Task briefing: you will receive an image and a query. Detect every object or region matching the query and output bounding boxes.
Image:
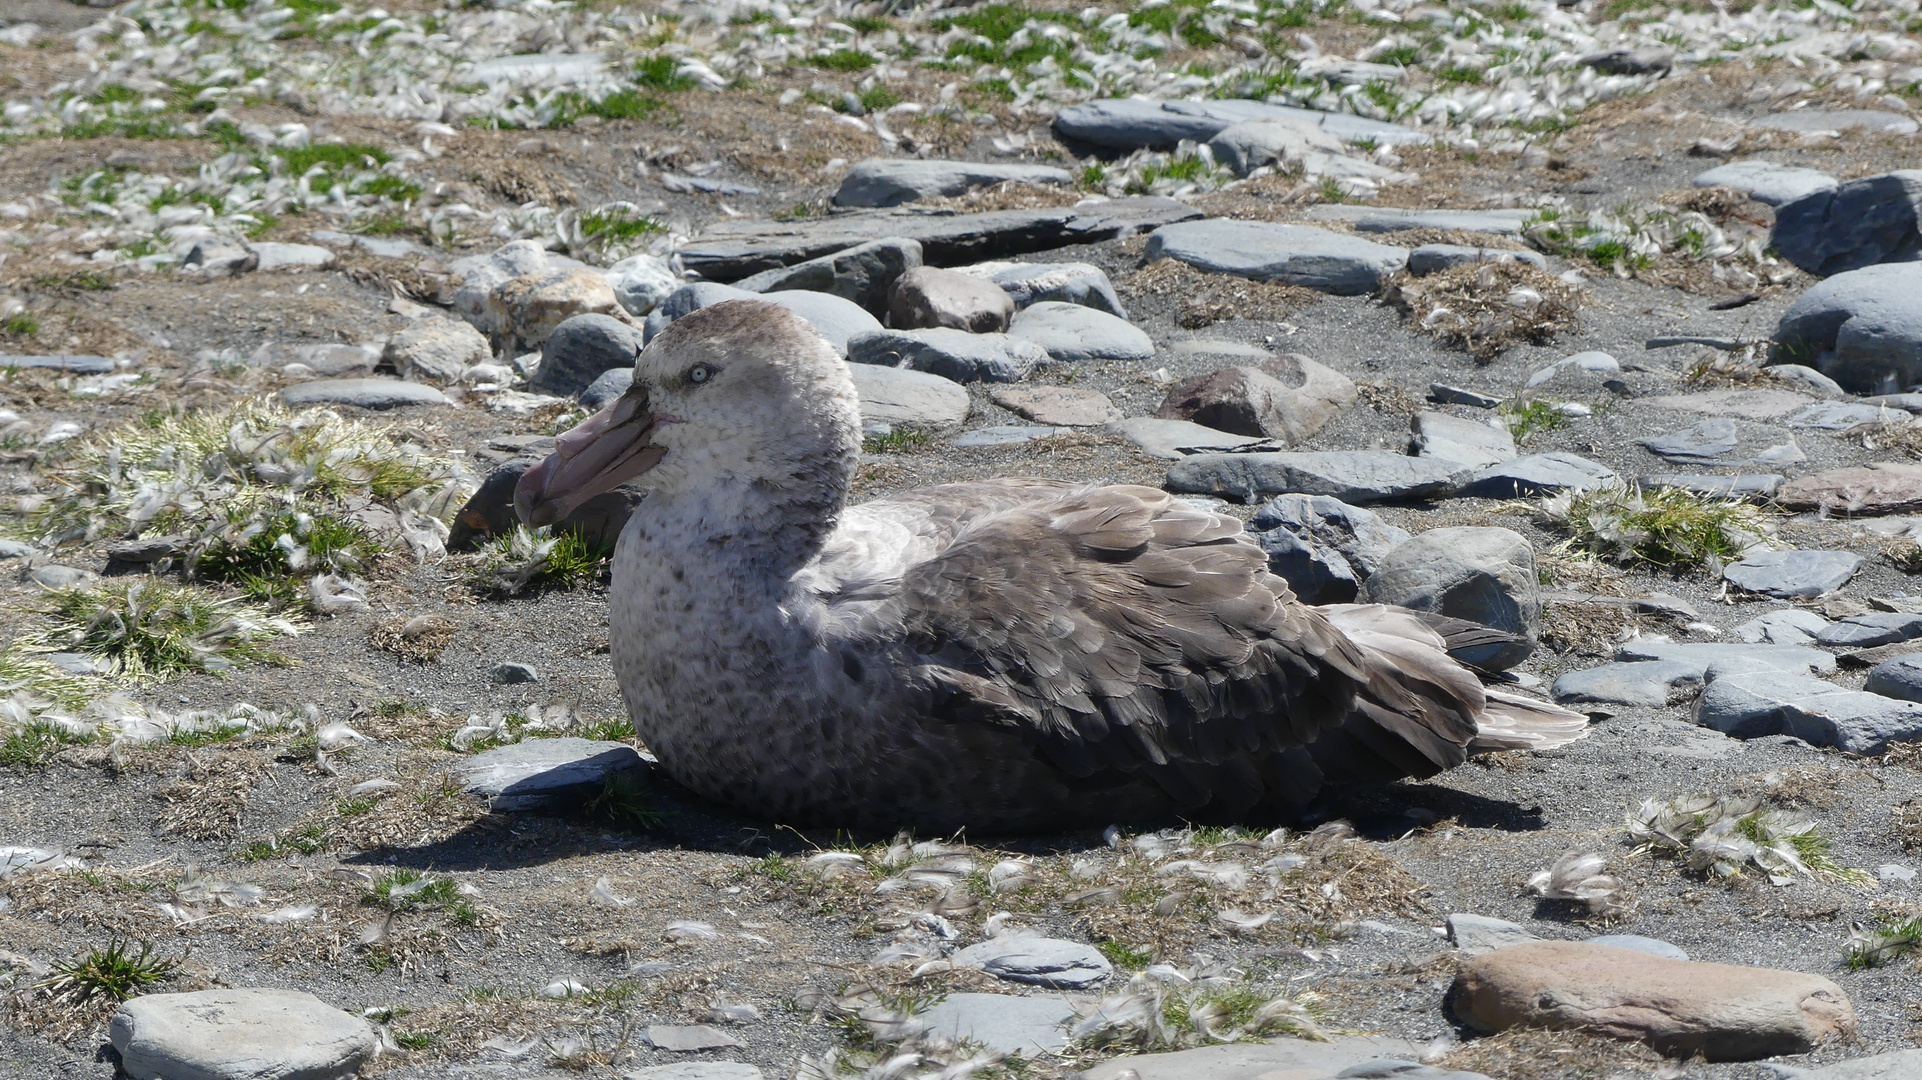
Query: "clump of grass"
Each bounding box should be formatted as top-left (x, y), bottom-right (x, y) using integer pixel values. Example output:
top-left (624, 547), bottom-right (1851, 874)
top-left (862, 429), bottom-right (933, 454)
top-left (1, 312), bottom-right (39, 337)
top-left (584, 772), bottom-right (664, 830)
top-left (1887, 539), bottom-right (1922, 573)
top-left (195, 509), bottom-right (382, 602)
top-left (1500, 399), bottom-right (1569, 443)
top-left (39, 939), bottom-right (182, 1003)
top-left (1847, 911), bottom-right (1922, 969)
top-left (469, 526), bottom-right (607, 596)
top-left (23, 581), bottom-right (302, 680)
top-left (364, 870), bottom-right (479, 925)
top-left (238, 823), bottom-right (329, 862)
top-left (810, 48), bottom-right (877, 70)
top-left (1534, 483), bottom-right (1771, 569)
top-left (1384, 261), bottom-right (1581, 361)
top-left (1627, 793), bottom-right (1872, 887)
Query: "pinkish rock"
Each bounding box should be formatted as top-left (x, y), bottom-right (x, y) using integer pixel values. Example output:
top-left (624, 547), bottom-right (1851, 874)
top-left (991, 385), bottom-right (1122, 427)
top-left (889, 266), bottom-right (1016, 333)
top-left (1777, 462), bottom-right (1922, 516)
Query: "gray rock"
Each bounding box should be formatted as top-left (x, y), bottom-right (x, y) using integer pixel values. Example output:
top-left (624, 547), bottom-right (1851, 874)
top-left (915, 993), bottom-right (1079, 1056)
top-left (280, 378), bottom-right (449, 409)
top-left (489, 661), bottom-right (539, 684)
top-left (1614, 640), bottom-right (1837, 679)
top-left (580, 367), bottom-right (634, 409)
top-left (761, 290), bottom-right (884, 357)
top-left (680, 198), bottom-right (1201, 281)
top-left (110, 988), bottom-right (376, 1080)
top-left (1881, 863), bottom-right (1917, 883)
top-left (990, 384), bottom-right (1121, 426)
top-left (1696, 669), bottom-right (1922, 752)
top-left (531, 314), bottom-right (645, 397)
top-left (1734, 609), bottom-right (1832, 646)
top-left (953, 934), bottom-right (1111, 989)
top-left (1249, 493), bottom-right (1411, 604)
top-left (1007, 301), bottom-right (1153, 362)
top-left (1526, 350), bottom-right (1620, 389)
top-left (252, 342), bottom-right (381, 377)
top-left (1167, 451), bottom-right (1470, 504)
top-left (106, 536), bottom-right (189, 564)
top-left (1206, 116), bottom-right (1344, 176)
top-left (1639, 473), bottom-right (1784, 500)
top-left (1579, 46), bottom-right (1674, 74)
top-left (1551, 661), bottom-right (1704, 707)
top-left (1584, 934), bottom-right (1689, 961)
top-left (1334, 1064), bottom-right (1495, 1080)
top-left (181, 235), bottom-right (258, 276)
top-left (848, 328), bottom-right (1044, 384)
top-left (954, 260), bottom-right (1126, 317)
top-left (602, 253), bottom-right (679, 317)
top-left (28, 565), bottom-right (97, 590)
top-left (1447, 912), bottom-right (1540, 955)
top-left (1145, 220), bottom-right (1407, 295)
top-left (1723, 549), bottom-right (1863, 599)
top-left (733, 238), bottom-right (922, 318)
top-left (1753, 109), bottom-right (1919, 135)
top-left (953, 425), bottom-right (1073, 448)
top-left (450, 737), bottom-right (649, 811)
top-left (834, 159), bottom-right (1073, 207)
top-left (1772, 170), bottom-right (1922, 277)
top-left (645, 282), bottom-right (757, 341)
top-left (1816, 612), bottom-right (1922, 648)
top-left (1303, 205), bottom-right (1533, 236)
top-left (1107, 417), bottom-right (1259, 460)
top-left (1767, 364), bottom-right (1846, 397)
top-left (1360, 527), bottom-right (1538, 668)
top-left (1797, 1050), bottom-right (1922, 1080)
top-left (450, 238), bottom-right (565, 333)
top-left (1693, 160), bottom-right (1839, 207)
top-left (624, 1065), bottom-right (764, 1080)
top-left (888, 266), bottom-right (1015, 333)
top-left (1407, 244), bottom-right (1546, 275)
top-left (1156, 360), bottom-right (1352, 444)
top-left (1428, 384), bottom-right (1502, 409)
top-left (1640, 418), bottom-right (1802, 467)
top-left (250, 241), bottom-right (335, 271)
top-left (1786, 401), bottom-right (1899, 429)
top-left (384, 316), bottom-right (492, 384)
top-left (0, 354), bottom-right (114, 374)
top-left (1458, 453), bottom-right (1619, 499)
top-left (1053, 97), bottom-right (1429, 151)
top-left (44, 652), bottom-right (111, 675)
top-left (848, 364), bottom-right (971, 426)
top-left (0, 539), bottom-right (34, 559)
top-left (1411, 412), bottom-right (1515, 470)
top-left (449, 452), bottom-right (641, 554)
top-left (1867, 392), bottom-right (1922, 411)
top-left (646, 1025), bottom-right (746, 1052)
top-left (1865, 655), bottom-right (1922, 703)
top-left (1774, 263), bottom-right (1922, 394)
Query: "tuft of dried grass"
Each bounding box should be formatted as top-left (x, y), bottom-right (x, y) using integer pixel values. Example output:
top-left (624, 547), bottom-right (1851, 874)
top-left (368, 615), bottom-right (457, 663)
top-left (1119, 259), bottom-right (1320, 329)
top-left (1384, 262), bottom-right (1581, 360)
top-left (1352, 379), bottom-right (1421, 419)
top-left (1442, 1026), bottom-right (1674, 1080)
top-left (1858, 419), bottom-right (1922, 461)
top-left (154, 749), bottom-right (271, 840)
top-left (1537, 601), bottom-right (1630, 658)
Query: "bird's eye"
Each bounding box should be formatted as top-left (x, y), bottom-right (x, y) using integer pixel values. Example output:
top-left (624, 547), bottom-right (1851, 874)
top-left (688, 364), bottom-right (716, 385)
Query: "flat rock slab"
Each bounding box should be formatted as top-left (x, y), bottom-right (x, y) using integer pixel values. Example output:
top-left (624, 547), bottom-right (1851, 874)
top-left (280, 378), bottom-right (450, 409)
top-left (1412, 411), bottom-right (1515, 470)
top-left (1778, 461), bottom-right (1922, 515)
top-left (1696, 669), bottom-right (1922, 753)
top-left (914, 993), bottom-right (1080, 1056)
top-left (1693, 160), bottom-right (1839, 206)
top-left (1735, 608), bottom-right (1831, 646)
top-left (848, 328), bottom-right (1045, 384)
top-left (1585, 934), bottom-right (1688, 960)
top-left (1447, 912), bottom-right (1540, 955)
top-left (954, 260), bottom-right (1126, 317)
top-left (1772, 170), bottom-right (1922, 278)
top-left (251, 241), bottom-right (336, 270)
top-left (991, 385), bottom-right (1121, 426)
top-left (954, 425), bottom-right (1073, 448)
top-left (835, 158), bottom-right (1073, 207)
top-left (1785, 401), bottom-right (1898, 429)
top-left (1640, 418), bottom-right (1802, 467)
top-left (849, 364), bottom-right (971, 426)
top-left (1007, 301), bottom-right (1154, 362)
top-left (680, 198), bottom-right (1201, 281)
top-left (1452, 940), bottom-right (1855, 1060)
top-left (645, 1025), bottom-right (746, 1052)
top-left (624, 1065), bottom-right (765, 1080)
top-left (0, 354), bottom-right (115, 374)
top-left (1408, 244), bottom-right (1545, 275)
top-left (1167, 451), bottom-right (1468, 504)
top-left (1613, 640), bottom-right (1837, 678)
top-left (954, 935), bottom-right (1111, 989)
top-left (1108, 417), bottom-right (1260, 460)
top-left (451, 737), bottom-right (648, 811)
top-left (1551, 661), bottom-right (1704, 708)
top-left (1641, 389), bottom-right (1812, 420)
top-left (1305, 204), bottom-right (1534, 236)
top-left (1053, 97), bottom-right (1429, 151)
top-left (1723, 549), bottom-right (1863, 598)
top-left (1799, 1049), bottom-right (1922, 1079)
top-left (1753, 109), bottom-right (1919, 135)
top-left (1640, 473), bottom-right (1784, 500)
top-left (1865, 654), bottom-right (1922, 702)
top-left (111, 988), bottom-right (377, 1080)
top-left (1457, 453), bottom-right (1618, 498)
top-left (1145, 219), bottom-right (1407, 295)
top-left (1077, 1036), bottom-right (1430, 1080)
top-left (1816, 611), bottom-right (1922, 648)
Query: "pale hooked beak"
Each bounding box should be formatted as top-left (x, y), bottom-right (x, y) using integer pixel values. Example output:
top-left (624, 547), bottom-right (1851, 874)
top-left (514, 386), bottom-right (666, 527)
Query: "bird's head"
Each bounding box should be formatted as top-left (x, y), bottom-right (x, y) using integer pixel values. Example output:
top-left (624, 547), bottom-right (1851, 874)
top-left (514, 300), bottom-right (860, 527)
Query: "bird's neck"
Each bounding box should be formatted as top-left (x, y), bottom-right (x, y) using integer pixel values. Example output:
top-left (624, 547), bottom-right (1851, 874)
top-left (627, 449), bottom-right (856, 584)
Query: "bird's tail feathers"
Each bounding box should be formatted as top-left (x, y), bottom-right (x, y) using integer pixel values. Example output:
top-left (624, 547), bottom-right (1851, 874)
top-left (1471, 688), bottom-right (1590, 754)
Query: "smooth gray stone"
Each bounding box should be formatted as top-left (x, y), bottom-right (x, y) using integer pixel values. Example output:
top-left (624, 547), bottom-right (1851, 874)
top-left (1579, 46), bottom-right (1674, 73)
top-left (1006, 301), bottom-right (1153, 362)
top-left (761, 290), bottom-right (883, 358)
top-left (1167, 451), bottom-right (1470, 504)
top-left (279, 378), bottom-right (449, 408)
top-left (1638, 473), bottom-right (1784, 500)
top-left (1412, 412), bottom-right (1515, 470)
top-left (353, 235), bottom-right (422, 259)
top-left (1774, 262), bottom-right (1922, 394)
top-left (1724, 549), bottom-right (1863, 599)
top-left (1145, 219), bottom-right (1407, 295)
top-left (531, 314), bottom-right (644, 397)
top-left (1640, 418), bottom-right (1802, 467)
top-left (889, 265), bottom-right (1014, 333)
top-left (733, 238), bottom-right (922, 318)
top-left (469, 52), bottom-right (606, 84)
top-left (250, 241), bottom-right (335, 270)
top-left (645, 1025), bottom-right (746, 1052)
top-left (1081, 1039), bottom-right (1431, 1080)
top-left (915, 993), bottom-right (1079, 1056)
top-left (1767, 364), bottom-right (1846, 397)
top-left (1207, 115), bottom-right (1343, 176)
top-left (1734, 608), bottom-right (1831, 646)
top-left (1785, 400), bottom-right (1900, 429)
top-left (648, 282), bottom-right (757, 336)
top-left (28, 565), bottom-right (98, 590)
top-left (580, 367), bottom-right (633, 409)
top-left (450, 737), bottom-right (648, 811)
top-left (848, 328), bottom-right (1045, 384)
top-left (182, 235), bottom-right (258, 275)
top-left (107, 536), bottom-right (189, 564)
top-left (1797, 1050), bottom-right (1922, 1079)
top-left (1249, 493), bottom-right (1410, 604)
top-left (1458, 453), bottom-right (1619, 499)
top-left (959, 260), bottom-right (1126, 317)
top-left (834, 159), bottom-right (1073, 207)
top-left (1360, 527), bottom-right (1538, 668)
top-left (624, 1065), bottom-right (764, 1080)
top-left (489, 661), bottom-right (539, 684)
top-left (1446, 912), bottom-right (1539, 955)
top-left (1693, 160), bottom-right (1839, 207)
top-left (1753, 109), bottom-right (1919, 135)
top-left (848, 364), bottom-right (971, 426)
top-left (1407, 244), bottom-right (1545, 275)
top-left (1816, 612), bottom-right (1922, 648)
top-left (1697, 669), bottom-right (1922, 752)
top-left (680, 198), bottom-right (1202, 281)
top-left (1107, 417), bottom-right (1260, 460)
top-left (1866, 392), bottom-right (1922, 411)
top-left (952, 935), bottom-right (1111, 989)
top-left (1526, 350), bottom-right (1620, 388)
top-left (111, 988), bottom-right (376, 1080)
top-left (1585, 934), bottom-right (1689, 960)
top-left (1613, 640), bottom-right (1837, 678)
top-left (1303, 205), bottom-right (1533, 236)
top-left (0, 539), bottom-right (33, 559)
top-left (1551, 661), bottom-right (1704, 707)
top-left (1052, 97), bottom-right (1430, 151)
top-left (953, 424), bottom-right (1072, 448)
top-left (0, 354), bottom-right (114, 373)
top-left (252, 341), bottom-right (380, 376)
top-left (1428, 384), bottom-right (1501, 409)
top-left (1865, 655), bottom-right (1922, 703)
top-left (1772, 169), bottom-right (1922, 277)
top-left (44, 652), bottom-right (111, 675)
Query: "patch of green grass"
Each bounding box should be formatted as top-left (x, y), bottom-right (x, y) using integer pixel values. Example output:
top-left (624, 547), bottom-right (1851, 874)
top-left (470, 526), bottom-right (608, 595)
top-left (197, 509), bottom-right (382, 591)
top-left (1098, 939), bottom-right (1152, 970)
top-left (40, 939), bottom-right (181, 1003)
top-left (579, 206), bottom-right (663, 243)
top-left (336, 796), bottom-right (380, 817)
top-left (0, 724), bottom-right (93, 767)
top-left (810, 49), bottom-right (878, 71)
top-left (633, 55), bottom-right (694, 91)
top-left (392, 1029), bottom-right (437, 1050)
top-left (860, 84), bottom-right (901, 111)
top-left (845, 14), bottom-right (894, 32)
top-left (554, 88), bottom-right (669, 125)
top-left (1078, 162), bottom-right (1108, 190)
top-left (1541, 484), bottom-right (1770, 569)
top-left (1848, 914), bottom-right (1922, 969)
top-left (574, 715), bottom-right (633, 742)
top-left (1500, 399), bottom-right (1568, 443)
top-left (862, 429), bottom-right (933, 454)
top-left (584, 772), bottom-right (664, 830)
top-left (749, 855), bottom-right (795, 882)
top-left (25, 580), bottom-right (301, 680)
top-left (355, 174), bottom-right (422, 202)
top-left (280, 141), bottom-right (391, 176)
top-left (238, 824), bottom-right (329, 861)
top-left (1, 313), bottom-right (38, 337)
top-left (1373, 45), bottom-right (1421, 66)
